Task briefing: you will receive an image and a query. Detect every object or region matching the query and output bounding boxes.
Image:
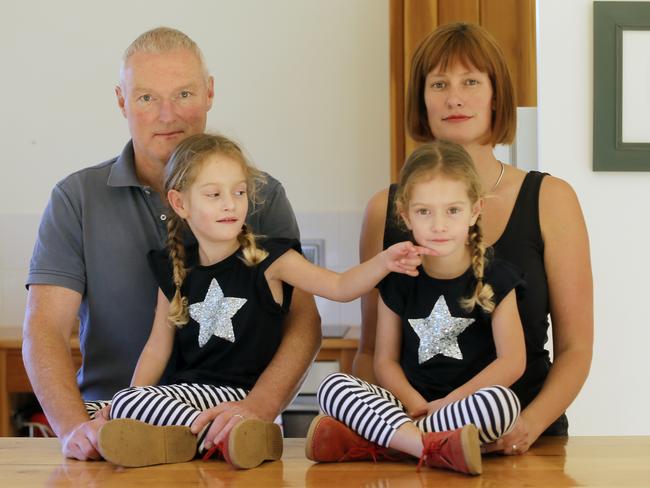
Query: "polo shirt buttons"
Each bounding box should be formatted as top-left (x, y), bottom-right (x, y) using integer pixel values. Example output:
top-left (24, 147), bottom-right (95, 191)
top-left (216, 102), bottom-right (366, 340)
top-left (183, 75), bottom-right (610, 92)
top-left (160, 214), bottom-right (167, 221)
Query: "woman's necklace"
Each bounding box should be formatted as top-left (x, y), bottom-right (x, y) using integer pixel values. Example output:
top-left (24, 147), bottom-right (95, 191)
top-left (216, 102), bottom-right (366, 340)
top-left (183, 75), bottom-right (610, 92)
top-left (490, 160), bottom-right (505, 192)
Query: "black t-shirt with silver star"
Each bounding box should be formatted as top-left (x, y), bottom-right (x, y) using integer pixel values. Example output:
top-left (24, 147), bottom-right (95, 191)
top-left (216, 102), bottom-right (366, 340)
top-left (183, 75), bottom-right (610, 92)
top-left (378, 258), bottom-right (525, 402)
top-left (148, 237), bottom-right (301, 391)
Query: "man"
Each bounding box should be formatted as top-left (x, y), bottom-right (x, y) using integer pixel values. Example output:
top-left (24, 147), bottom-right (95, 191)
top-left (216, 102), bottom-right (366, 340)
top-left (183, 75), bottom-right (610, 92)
top-left (23, 27), bottom-right (321, 461)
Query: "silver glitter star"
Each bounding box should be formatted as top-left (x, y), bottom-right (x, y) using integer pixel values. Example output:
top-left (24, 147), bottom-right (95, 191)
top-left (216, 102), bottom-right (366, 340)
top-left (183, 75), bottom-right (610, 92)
top-left (189, 278), bottom-right (247, 347)
top-left (408, 295), bottom-right (475, 363)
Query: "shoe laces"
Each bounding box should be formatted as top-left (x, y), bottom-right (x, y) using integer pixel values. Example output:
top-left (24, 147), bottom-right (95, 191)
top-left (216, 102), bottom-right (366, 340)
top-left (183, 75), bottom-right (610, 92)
top-left (202, 442), bottom-right (225, 461)
top-left (417, 436), bottom-right (452, 472)
top-left (339, 444), bottom-right (401, 463)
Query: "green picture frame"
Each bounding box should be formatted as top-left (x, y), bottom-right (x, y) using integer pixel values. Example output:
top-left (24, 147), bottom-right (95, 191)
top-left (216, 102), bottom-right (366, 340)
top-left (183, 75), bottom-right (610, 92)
top-left (594, 1), bottom-right (650, 171)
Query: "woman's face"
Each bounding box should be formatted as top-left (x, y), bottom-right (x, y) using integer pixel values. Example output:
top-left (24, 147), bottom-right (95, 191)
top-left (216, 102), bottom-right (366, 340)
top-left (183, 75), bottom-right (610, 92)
top-left (423, 61), bottom-right (494, 146)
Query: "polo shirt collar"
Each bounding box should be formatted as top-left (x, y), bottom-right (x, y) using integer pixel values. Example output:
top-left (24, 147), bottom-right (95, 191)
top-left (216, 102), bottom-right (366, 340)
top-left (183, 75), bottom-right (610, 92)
top-left (107, 140), bottom-right (142, 188)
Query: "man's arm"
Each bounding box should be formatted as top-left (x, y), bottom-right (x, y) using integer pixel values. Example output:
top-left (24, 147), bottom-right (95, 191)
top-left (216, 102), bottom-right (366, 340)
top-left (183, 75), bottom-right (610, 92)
top-left (244, 288), bottom-right (321, 416)
top-left (22, 285), bottom-right (106, 460)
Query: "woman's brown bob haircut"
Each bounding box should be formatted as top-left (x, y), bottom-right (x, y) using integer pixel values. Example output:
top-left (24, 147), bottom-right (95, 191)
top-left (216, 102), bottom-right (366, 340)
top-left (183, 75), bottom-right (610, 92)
top-left (406, 22), bottom-right (516, 146)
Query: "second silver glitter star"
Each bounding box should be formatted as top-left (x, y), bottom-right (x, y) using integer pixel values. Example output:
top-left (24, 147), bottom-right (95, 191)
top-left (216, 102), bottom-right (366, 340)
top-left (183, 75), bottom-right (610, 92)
top-left (189, 278), bottom-right (247, 347)
top-left (408, 295), bottom-right (475, 363)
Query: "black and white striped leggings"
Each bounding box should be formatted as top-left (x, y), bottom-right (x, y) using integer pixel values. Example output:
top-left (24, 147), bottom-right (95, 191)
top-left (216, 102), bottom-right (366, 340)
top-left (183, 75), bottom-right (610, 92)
top-left (317, 373), bottom-right (520, 447)
top-left (85, 383), bottom-right (248, 428)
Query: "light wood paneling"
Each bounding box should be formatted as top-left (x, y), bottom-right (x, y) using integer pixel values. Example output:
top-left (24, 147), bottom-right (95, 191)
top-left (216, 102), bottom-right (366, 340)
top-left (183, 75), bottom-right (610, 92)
top-left (390, 0), bottom-right (405, 181)
top-left (403, 0), bottom-right (438, 63)
top-left (399, 0), bottom-right (439, 178)
top-left (481, 0), bottom-right (537, 106)
top-left (438, 0), bottom-right (479, 25)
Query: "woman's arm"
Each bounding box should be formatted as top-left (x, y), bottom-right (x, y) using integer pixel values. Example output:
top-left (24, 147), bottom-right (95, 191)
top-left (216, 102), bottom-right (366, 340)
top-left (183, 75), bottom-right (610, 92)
top-left (354, 188), bottom-right (390, 383)
top-left (265, 242), bottom-right (431, 303)
top-left (374, 297), bottom-right (428, 416)
top-left (130, 289), bottom-right (176, 387)
top-left (484, 176), bottom-right (593, 455)
top-left (428, 290), bottom-right (526, 412)
top-left (526, 177), bottom-right (593, 436)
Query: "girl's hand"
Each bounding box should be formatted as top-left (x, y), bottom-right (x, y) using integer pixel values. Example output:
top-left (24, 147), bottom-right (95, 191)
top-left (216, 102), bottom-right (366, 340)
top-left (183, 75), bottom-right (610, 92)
top-left (408, 403), bottom-right (430, 420)
top-left (424, 397), bottom-right (453, 416)
top-left (408, 397), bottom-right (450, 419)
top-left (383, 241), bottom-right (437, 276)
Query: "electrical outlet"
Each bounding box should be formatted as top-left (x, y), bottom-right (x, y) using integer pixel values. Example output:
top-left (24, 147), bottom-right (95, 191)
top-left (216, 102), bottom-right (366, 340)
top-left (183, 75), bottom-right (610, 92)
top-left (300, 239), bottom-right (325, 267)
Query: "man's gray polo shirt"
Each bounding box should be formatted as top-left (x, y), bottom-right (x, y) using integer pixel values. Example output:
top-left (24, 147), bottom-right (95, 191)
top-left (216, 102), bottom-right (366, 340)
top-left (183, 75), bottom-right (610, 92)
top-left (27, 141), bottom-right (300, 400)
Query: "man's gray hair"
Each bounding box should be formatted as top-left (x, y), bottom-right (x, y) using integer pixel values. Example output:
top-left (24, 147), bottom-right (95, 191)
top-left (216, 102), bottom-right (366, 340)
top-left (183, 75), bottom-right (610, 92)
top-left (119, 27), bottom-right (210, 86)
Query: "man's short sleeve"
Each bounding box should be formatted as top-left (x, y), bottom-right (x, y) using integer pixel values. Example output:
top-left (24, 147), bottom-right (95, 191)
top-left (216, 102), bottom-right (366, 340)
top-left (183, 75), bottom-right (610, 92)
top-left (26, 183), bottom-right (86, 294)
top-left (247, 174), bottom-right (300, 240)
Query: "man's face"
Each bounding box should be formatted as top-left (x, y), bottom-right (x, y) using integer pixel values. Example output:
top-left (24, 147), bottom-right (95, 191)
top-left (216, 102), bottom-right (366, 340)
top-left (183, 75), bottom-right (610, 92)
top-left (116, 49), bottom-right (214, 169)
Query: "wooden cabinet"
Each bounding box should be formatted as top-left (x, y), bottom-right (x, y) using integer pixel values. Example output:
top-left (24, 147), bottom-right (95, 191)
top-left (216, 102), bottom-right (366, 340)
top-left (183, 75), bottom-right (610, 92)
top-left (390, 0), bottom-right (537, 178)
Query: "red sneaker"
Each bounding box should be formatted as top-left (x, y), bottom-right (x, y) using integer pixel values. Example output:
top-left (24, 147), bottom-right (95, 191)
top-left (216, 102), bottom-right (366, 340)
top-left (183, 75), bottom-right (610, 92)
top-left (305, 414), bottom-right (405, 462)
top-left (203, 419), bottom-right (283, 470)
top-left (418, 424), bottom-right (482, 475)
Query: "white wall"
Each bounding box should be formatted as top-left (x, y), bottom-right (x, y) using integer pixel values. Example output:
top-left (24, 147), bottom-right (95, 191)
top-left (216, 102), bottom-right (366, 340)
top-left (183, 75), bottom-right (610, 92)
top-left (538, 0), bottom-right (650, 435)
top-left (0, 0), bottom-right (389, 326)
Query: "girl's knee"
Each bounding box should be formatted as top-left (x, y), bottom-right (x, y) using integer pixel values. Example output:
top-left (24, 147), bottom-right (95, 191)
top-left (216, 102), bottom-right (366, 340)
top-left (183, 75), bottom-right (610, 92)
top-left (111, 385), bottom-right (144, 409)
top-left (477, 385), bottom-right (520, 408)
top-left (317, 372), bottom-right (357, 394)
top-left (316, 373), bottom-right (363, 410)
top-left (490, 385), bottom-right (521, 414)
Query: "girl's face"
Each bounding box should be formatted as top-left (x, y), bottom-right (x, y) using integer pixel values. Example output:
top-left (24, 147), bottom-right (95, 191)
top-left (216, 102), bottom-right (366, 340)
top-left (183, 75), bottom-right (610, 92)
top-left (423, 61), bottom-right (493, 146)
top-left (169, 154), bottom-right (248, 249)
top-left (401, 175), bottom-right (481, 260)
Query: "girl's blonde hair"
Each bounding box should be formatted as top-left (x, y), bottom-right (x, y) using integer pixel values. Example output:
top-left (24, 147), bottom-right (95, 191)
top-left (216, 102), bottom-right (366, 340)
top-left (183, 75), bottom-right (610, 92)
top-left (164, 133), bottom-right (268, 327)
top-left (395, 140), bottom-right (495, 313)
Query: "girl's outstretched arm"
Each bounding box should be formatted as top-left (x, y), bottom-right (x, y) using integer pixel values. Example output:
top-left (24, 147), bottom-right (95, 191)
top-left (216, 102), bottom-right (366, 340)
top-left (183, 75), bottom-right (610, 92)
top-left (130, 288), bottom-right (176, 387)
top-left (265, 241), bottom-right (434, 303)
top-left (374, 297), bottom-right (428, 416)
top-left (416, 290), bottom-right (526, 417)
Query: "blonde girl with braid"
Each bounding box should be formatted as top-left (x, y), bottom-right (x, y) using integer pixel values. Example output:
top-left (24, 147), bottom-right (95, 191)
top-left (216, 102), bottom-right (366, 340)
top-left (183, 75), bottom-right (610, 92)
top-left (306, 140), bottom-right (526, 476)
top-left (97, 133), bottom-right (434, 470)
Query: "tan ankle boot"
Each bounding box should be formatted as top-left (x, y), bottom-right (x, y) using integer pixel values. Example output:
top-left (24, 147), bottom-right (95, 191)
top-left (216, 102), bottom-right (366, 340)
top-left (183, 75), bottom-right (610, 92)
top-left (98, 418), bottom-right (196, 467)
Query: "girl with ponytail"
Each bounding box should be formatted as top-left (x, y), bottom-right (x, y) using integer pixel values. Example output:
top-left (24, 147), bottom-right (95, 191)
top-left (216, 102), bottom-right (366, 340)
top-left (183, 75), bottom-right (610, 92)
top-left (97, 133), bottom-right (432, 470)
top-left (306, 140), bottom-right (526, 475)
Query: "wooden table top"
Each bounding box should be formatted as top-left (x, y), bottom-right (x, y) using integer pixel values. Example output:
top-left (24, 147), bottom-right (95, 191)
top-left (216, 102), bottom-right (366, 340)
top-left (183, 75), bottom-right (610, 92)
top-left (1, 436), bottom-right (649, 487)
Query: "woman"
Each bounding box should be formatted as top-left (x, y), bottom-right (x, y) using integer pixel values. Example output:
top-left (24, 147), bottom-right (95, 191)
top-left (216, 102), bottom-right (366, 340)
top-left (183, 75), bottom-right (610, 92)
top-left (352, 22), bottom-right (593, 455)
